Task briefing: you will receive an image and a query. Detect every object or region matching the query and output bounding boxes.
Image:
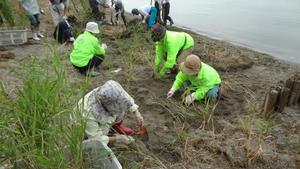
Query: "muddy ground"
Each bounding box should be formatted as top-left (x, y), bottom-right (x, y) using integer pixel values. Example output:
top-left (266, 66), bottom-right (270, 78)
top-left (1, 1), bottom-right (300, 169)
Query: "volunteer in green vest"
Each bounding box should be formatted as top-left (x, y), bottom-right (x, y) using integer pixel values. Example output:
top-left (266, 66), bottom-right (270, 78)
top-left (167, 54), bottom-right (222, 106)
top-left (151, 24), bottom-right (194, 78)
top-left (70, 22), bottom-right (107, 77)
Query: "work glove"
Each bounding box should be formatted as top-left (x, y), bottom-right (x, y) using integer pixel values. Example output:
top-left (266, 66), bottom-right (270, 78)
top-left (167, 88), bottom-right (176, 98)
top-left (102, 43), bottom-right (108, 49)
top-left (116, 135), bottom-right (135, 144)
top-left (134, 111), bottom-right (144, 126)
top-left (185, 93), bottom-right (196, 106)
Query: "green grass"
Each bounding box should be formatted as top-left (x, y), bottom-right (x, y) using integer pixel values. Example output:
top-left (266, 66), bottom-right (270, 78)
top-left (0, 44), bottom-right (90, 168)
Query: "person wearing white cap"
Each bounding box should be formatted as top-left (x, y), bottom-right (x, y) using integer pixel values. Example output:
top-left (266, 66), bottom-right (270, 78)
top-left (167, 54), bottom-right (221, 106)
top-left (70, 22), bottom-right (107, 77)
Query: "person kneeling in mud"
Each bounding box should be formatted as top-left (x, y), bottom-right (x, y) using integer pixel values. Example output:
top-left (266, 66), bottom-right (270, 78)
top-left (167, 55), bottom-right (222, 106)
top-left (70, 22), bottom-right (107, 77)
top-left (151, 24), bottom-right (194, 78)
top-left (77, 80), bottom-right (144, 145)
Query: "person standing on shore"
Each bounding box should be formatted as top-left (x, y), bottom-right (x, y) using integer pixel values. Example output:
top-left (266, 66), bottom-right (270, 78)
top-left (89, 0), bottom-right (109, 23)
top-left (70, 22), bottom-right (107, 77)
top-left (151, 24), bottom-right (194, 77)
top-left (167, 55), bottom-right (222, 106)
top-left (151, 0), bottom-right (163, 23)
top-left (76, 80), bottom-right (144, 145)
top-left (49, 0), bottom-right (70, 26)
top-left (111, 0), bottom-right (127, 26)
top-left (162, 0), bottom-right (174, 26)
top-left (18, 0), bottom-right (44, 41)
top-left (131, 5), bottom-right (157, 28)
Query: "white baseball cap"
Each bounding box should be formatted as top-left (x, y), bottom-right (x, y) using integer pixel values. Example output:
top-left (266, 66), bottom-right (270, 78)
top-left (85, 22), bottom-right (100, 34)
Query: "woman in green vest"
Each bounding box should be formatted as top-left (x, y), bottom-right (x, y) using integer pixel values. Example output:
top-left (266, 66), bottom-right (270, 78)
top-left (70, 22), bottom-right (106, 76)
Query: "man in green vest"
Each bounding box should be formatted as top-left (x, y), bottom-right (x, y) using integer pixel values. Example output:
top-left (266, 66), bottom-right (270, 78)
top-left (152, 24), bottom-right (194, 78)
top-left (167, 54), bottom-right (221, 106)
top-left (70, 22), bottom-right (106, 77)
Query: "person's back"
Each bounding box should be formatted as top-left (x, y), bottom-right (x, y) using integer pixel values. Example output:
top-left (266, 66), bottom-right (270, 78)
top-left (70, 31), bottom-right (99, 67)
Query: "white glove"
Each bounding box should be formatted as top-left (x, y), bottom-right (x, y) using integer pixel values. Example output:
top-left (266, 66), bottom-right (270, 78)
top-left (167, 88), bottom-right (175, 98)
top-left (135, 111), bottom-right (144, 126)
top-left (69, 37), bottom-right (75, 42)
top-left (185, 93), bottom-right (196, 106)
top-left (116, 135), bottom-right (135, 144)
top-left (102, 43), bottom-right (108, 49)
top-left (62, 15), bottom-right (67, 20)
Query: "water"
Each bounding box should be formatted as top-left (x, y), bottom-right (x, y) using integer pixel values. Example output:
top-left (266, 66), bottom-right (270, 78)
top-left (123, 0), bottom-right (300, 64)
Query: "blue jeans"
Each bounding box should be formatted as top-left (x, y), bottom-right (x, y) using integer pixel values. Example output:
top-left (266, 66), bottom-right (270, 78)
top-left (206, 84), bottom-right (221, 101)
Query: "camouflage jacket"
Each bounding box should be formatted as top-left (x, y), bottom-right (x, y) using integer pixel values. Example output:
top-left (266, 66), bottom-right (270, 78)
top-left (78, 80), bottom-right (138, 144)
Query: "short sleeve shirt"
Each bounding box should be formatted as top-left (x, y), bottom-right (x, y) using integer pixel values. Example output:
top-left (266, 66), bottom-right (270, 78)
top-left (19, 0), bottom-right (40, 15)
top-left (139, 5), bottom-right (152, 16)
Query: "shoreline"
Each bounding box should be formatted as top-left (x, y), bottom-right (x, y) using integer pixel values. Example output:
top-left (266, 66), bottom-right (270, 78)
top-left (172, 23), bottom-right (300, 65)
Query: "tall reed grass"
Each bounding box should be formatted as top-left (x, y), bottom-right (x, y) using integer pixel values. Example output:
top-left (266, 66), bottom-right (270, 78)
top-left (0, 46), bottom-right (88, 168)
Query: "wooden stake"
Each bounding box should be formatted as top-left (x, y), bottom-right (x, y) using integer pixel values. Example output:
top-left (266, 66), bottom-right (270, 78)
top-left (277, 87), bottom-right (290, 113)
top-left (262, 89), bottom-right (279, 117)
top-left (288, 80), bottom-right (300, 106)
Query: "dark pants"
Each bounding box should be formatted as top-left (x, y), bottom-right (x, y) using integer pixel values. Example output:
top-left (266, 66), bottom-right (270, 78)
top-left (114, 3), bottom-right (127, 26)
top-left (162, 2), bottom-right (173, 25)
top-left (89, 0), bottom-right (105, 21)
top-left (73, 55), bottom-right (104, 75)
top-left (53, 20), bottom-right (73, 44)
top-left (154, 1), bottom-right (161, 23)
top-left (29, 14), bottom-right (40, 28)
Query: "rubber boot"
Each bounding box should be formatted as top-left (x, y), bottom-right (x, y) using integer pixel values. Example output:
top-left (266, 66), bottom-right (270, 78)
top-left (112, 120), bottom-right (134, 135)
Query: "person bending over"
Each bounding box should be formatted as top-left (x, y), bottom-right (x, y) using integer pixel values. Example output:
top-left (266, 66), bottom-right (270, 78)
top-left (131, 5), bottom-right (157, 28)
top-left (152, 24), bottom-right (194, 77)
top-left (77, 80), bottom-right (144, 145)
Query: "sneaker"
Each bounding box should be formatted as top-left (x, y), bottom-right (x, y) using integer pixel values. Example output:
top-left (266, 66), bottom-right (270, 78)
top-left (86, 70), bottom-right (100, 77)
top-left (112, 120), bottom-right (134, 135)
top-left (32, 33), bottom-right (40, 41)
top-left (37, 33), bottom-right (44, 38)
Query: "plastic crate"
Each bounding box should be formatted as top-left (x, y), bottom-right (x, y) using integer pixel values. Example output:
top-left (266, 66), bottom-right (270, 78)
top-left (0, 27), bottom-right (28, 46)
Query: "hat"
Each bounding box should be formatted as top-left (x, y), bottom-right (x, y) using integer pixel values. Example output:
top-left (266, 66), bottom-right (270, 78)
top-left (180, 55), bottom-right (201, 75)
top-left (151, 24), bottom-right (166, 42)
top-left (85, 22), bottom-right (100, 34)
top-left (131, 8), bottom-right (139, 15)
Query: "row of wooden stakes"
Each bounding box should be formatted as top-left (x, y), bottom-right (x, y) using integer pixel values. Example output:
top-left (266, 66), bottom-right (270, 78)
top-left (262, 75), bottom-right (300, 117)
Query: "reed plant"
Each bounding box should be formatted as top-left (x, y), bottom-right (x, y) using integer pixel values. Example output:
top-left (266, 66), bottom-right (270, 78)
top-left (0, 44), bottom-right (90, 168)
